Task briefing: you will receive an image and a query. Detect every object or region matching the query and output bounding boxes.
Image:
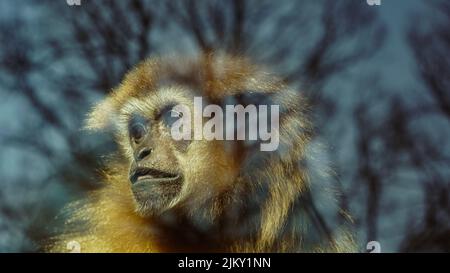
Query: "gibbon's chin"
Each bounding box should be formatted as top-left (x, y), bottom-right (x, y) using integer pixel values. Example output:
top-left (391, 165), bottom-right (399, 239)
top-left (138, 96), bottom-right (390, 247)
top-left (131, 174), bottom-right (183, 216)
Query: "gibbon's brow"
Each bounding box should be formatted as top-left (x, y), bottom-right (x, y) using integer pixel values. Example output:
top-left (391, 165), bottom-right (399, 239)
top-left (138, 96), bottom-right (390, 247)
top-left (156, 102), bottom-right (179, 119)
top-left (128, 113), bottom-right (149, 129)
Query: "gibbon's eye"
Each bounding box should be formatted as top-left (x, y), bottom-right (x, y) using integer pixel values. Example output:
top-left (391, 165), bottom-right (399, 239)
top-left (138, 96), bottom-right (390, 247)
top-left (160, 104), bottom-right (183, 128)
top-left (128, 115), bottom-right (148, 144)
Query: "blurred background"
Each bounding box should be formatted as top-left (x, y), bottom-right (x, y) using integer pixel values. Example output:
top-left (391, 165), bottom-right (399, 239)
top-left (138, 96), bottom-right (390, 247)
top-left (0, 0), bottom-right (449, 252)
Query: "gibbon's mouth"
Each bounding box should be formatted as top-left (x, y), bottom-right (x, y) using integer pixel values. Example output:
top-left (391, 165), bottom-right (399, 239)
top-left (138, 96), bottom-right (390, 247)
top-left (129, 167), bottom-right (183, 215)
top-left (129, 167), bottom-right (181, 185)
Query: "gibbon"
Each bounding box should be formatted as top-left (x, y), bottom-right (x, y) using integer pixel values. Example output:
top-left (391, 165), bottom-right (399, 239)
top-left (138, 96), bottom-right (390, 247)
top-left (47, 53), bottom-right (356, 252)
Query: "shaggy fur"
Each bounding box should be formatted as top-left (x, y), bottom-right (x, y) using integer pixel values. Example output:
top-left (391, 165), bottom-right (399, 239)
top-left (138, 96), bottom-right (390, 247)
top-left (47, 53), bottom-right (355, 252)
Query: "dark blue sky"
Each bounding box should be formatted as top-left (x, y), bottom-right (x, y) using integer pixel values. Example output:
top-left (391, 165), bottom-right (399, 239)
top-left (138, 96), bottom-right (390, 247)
top-left (376, 0), bottom-right (425, 89)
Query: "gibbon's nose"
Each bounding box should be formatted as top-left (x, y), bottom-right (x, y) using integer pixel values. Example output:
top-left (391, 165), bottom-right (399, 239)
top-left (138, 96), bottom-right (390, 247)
top-left (134, 147), bottom-right (152, 162)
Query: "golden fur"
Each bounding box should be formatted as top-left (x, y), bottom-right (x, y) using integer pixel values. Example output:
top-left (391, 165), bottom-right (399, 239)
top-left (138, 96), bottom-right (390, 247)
top-left (47, 53), bottom-right (356, 252)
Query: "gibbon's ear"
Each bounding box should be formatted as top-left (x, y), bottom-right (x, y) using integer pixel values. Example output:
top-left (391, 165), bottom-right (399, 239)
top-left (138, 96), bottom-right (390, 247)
top-left (84, 98), bottom-right (118, 131)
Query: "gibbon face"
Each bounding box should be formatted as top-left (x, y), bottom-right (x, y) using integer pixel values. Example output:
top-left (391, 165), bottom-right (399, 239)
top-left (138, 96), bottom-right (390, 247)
top-left (123, 88), bottom-right (188, 216)
top-left (115, 87), bottom-right (238, 218)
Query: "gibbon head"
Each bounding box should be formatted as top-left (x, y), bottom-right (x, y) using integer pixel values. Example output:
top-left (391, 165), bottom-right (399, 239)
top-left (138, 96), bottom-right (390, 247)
top-left (84, 54), bottom-right (310, 231)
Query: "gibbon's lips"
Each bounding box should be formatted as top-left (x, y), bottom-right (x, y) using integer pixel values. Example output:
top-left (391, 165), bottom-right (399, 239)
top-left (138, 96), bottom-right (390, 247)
top-left (129, 167), bottom-right (180, 184)
top-left (129, 167), bottom-right (183, 214)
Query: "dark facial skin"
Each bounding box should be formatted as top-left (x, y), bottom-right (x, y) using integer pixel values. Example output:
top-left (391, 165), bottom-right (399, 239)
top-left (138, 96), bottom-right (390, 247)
top-left (127, 111), bottom-right (184, 216)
